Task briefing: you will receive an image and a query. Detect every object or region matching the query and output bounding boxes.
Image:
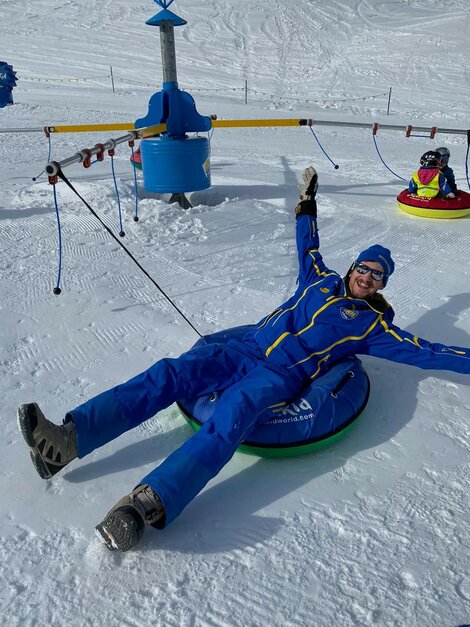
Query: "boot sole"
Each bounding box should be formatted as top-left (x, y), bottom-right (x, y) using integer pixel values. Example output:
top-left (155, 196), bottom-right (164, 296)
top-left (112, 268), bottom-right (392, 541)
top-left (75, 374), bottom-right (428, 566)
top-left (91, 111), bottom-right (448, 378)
top-left (17, 405), bottom-right (37, 449)
top-left (29, 450), bottom-right (53, 480)
top-left (95, 508), bottom-right (145, 552)
top-left (95, 523), bottom-right (119, 551)
top-left (17, 405), bottom-right (63, 480)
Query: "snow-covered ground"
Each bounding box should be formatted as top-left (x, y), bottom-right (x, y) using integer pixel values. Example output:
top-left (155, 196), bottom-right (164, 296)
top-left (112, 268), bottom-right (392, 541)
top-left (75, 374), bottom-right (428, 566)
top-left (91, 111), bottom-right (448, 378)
top-left (1, 1), bottom-right (469, 625)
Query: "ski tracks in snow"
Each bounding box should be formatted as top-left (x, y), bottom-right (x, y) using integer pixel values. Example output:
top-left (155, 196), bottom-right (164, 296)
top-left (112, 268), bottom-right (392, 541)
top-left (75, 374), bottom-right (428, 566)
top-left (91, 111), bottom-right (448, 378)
top-left (1, 1), bottom-right (469, 625)
top-left (1, 462), bottom-right (468, 626)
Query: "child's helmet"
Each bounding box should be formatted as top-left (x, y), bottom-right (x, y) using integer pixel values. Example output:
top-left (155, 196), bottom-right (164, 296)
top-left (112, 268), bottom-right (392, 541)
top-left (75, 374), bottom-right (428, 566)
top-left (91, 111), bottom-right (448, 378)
top-left (420, 151), bottom-right (442, 167)
top-left (436, 146), bottom-right (450, 164)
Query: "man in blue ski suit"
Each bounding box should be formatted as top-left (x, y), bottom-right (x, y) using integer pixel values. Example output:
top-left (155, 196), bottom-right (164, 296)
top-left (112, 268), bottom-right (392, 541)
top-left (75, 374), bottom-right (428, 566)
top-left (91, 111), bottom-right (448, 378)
top-left (18, 167), bottom-right (470, 552)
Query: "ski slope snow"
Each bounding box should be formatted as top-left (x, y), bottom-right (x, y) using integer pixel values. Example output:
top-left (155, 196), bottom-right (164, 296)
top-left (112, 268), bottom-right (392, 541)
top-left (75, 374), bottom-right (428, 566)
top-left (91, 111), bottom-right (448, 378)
top-left (0, 1), bottom-right (469, 625)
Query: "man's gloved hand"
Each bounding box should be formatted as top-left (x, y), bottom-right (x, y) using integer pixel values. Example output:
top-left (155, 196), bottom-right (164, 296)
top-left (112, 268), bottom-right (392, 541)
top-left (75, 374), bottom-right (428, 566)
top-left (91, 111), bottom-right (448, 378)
top-left (298, 166), bottom-right (318, 201)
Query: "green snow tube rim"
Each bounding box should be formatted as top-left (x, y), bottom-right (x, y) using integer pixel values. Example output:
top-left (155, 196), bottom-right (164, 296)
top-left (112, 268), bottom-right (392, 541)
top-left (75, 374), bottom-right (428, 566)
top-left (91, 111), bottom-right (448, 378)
top-left (177, 381), bottom-right (369, 458)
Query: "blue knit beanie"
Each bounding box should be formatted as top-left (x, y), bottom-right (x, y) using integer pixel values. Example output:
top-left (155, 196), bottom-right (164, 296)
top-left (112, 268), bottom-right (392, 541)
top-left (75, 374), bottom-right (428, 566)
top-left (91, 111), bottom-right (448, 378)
top-left (356, 245), bottom-right (395, 286)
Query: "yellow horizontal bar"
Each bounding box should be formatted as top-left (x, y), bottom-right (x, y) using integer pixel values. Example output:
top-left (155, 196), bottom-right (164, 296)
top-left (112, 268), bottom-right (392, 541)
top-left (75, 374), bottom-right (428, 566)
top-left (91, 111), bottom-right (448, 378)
top-left (48, 122), bottom-right (167, 135)
top-left (212, 118), bottom-right (305, 128)
top-left (139, 123), bottom-right (167, 137)
top-left (49, 123), bottom-right (134, 133)
top-left (47, 118), bottom-right (306, 134)
top-left (43, 118), bottom-right (468, 136)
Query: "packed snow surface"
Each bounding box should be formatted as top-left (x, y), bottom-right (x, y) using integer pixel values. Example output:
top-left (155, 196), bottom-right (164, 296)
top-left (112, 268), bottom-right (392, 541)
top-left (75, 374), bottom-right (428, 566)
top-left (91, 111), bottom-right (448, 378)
top-left (1, 1), bottom-right (469, 625)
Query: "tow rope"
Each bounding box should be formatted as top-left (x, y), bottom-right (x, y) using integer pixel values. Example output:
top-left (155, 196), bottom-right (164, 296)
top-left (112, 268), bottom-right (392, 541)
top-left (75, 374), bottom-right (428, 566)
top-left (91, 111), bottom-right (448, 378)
top-left (52, 167), bottom-right (203, 338)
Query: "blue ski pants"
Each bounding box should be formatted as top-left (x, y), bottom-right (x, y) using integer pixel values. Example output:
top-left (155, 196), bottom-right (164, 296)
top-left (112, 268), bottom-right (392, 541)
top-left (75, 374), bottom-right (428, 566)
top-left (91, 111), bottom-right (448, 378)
top-left (67, 339), bottom-right (302, 525)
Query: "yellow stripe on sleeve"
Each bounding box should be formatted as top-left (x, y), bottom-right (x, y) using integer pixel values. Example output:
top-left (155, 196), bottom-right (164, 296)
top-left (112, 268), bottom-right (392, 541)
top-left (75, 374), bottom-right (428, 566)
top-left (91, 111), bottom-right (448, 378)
top-left (380, 319), bottom-right (403, 341)
top-left (308, 250), bottom-right (329, 277)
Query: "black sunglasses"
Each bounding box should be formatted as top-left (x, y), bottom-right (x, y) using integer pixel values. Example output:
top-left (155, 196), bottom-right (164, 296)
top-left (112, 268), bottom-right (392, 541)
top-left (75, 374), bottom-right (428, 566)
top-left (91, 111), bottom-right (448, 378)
top-left (354, 262), bottom-right (386, 282)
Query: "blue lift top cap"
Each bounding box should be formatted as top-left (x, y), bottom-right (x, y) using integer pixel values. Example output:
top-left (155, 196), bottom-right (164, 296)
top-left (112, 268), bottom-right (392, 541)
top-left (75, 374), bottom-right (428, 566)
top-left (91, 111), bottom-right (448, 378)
top-left (146, 9), bottom-right (187, 26)
top-left (153, 0), bottom-right (175, 8)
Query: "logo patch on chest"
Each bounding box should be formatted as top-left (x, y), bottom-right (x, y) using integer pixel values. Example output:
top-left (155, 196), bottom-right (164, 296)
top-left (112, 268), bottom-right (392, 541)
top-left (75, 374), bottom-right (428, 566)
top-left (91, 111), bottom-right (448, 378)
top-left (340, 307), bottom-right (359, 320)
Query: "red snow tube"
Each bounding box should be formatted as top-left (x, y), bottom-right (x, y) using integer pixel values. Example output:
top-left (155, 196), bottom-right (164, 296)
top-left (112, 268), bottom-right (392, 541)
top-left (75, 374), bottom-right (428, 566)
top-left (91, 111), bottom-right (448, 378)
top-left (397, 189), bottom-right (470, 219)
top-left (130, 145), bottom-right (142, 170)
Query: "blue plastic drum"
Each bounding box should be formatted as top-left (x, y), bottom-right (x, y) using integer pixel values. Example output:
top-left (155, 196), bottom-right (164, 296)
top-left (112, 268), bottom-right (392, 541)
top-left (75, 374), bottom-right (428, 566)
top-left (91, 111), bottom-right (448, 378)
top-left (141, 135), bottom-right (210, 193)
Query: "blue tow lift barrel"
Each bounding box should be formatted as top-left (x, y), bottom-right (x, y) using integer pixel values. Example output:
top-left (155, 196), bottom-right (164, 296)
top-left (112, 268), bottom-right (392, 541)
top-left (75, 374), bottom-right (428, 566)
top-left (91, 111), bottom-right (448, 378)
top-left (141, 135), bottom-right (210, 193)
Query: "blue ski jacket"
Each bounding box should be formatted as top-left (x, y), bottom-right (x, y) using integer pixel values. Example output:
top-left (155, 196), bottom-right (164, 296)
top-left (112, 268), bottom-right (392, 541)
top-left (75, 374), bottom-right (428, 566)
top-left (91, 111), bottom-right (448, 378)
top-left (244, 203), bottom-right (470, 379)
top-left (440, 164), bottom-right (457, 193)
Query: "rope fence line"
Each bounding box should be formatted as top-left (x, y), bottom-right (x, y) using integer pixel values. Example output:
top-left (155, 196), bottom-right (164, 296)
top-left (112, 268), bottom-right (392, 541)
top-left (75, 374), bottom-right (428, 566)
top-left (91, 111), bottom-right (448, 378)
top-left (21, 75), bottom-right (111, 83)
top-left (247, 88), bottom-right (389, 104)
top-left (18, 71), bottom-right (391, 105)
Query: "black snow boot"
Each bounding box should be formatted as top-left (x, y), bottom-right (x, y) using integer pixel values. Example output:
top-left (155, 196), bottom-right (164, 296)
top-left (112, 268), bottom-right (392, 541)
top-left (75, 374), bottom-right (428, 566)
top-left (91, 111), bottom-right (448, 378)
top-left (95, 484), bottom-right (165, 552)
top-left (18, 403), bottom-right (78, 479)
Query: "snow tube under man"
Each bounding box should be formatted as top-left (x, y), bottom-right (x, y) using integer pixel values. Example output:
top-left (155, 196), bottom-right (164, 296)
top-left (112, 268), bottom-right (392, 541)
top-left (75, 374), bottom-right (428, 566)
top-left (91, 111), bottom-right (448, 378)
top-left (177, 325), bottom-right (370, 457)
top-left (397, 189), bottom-right (470, 219)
